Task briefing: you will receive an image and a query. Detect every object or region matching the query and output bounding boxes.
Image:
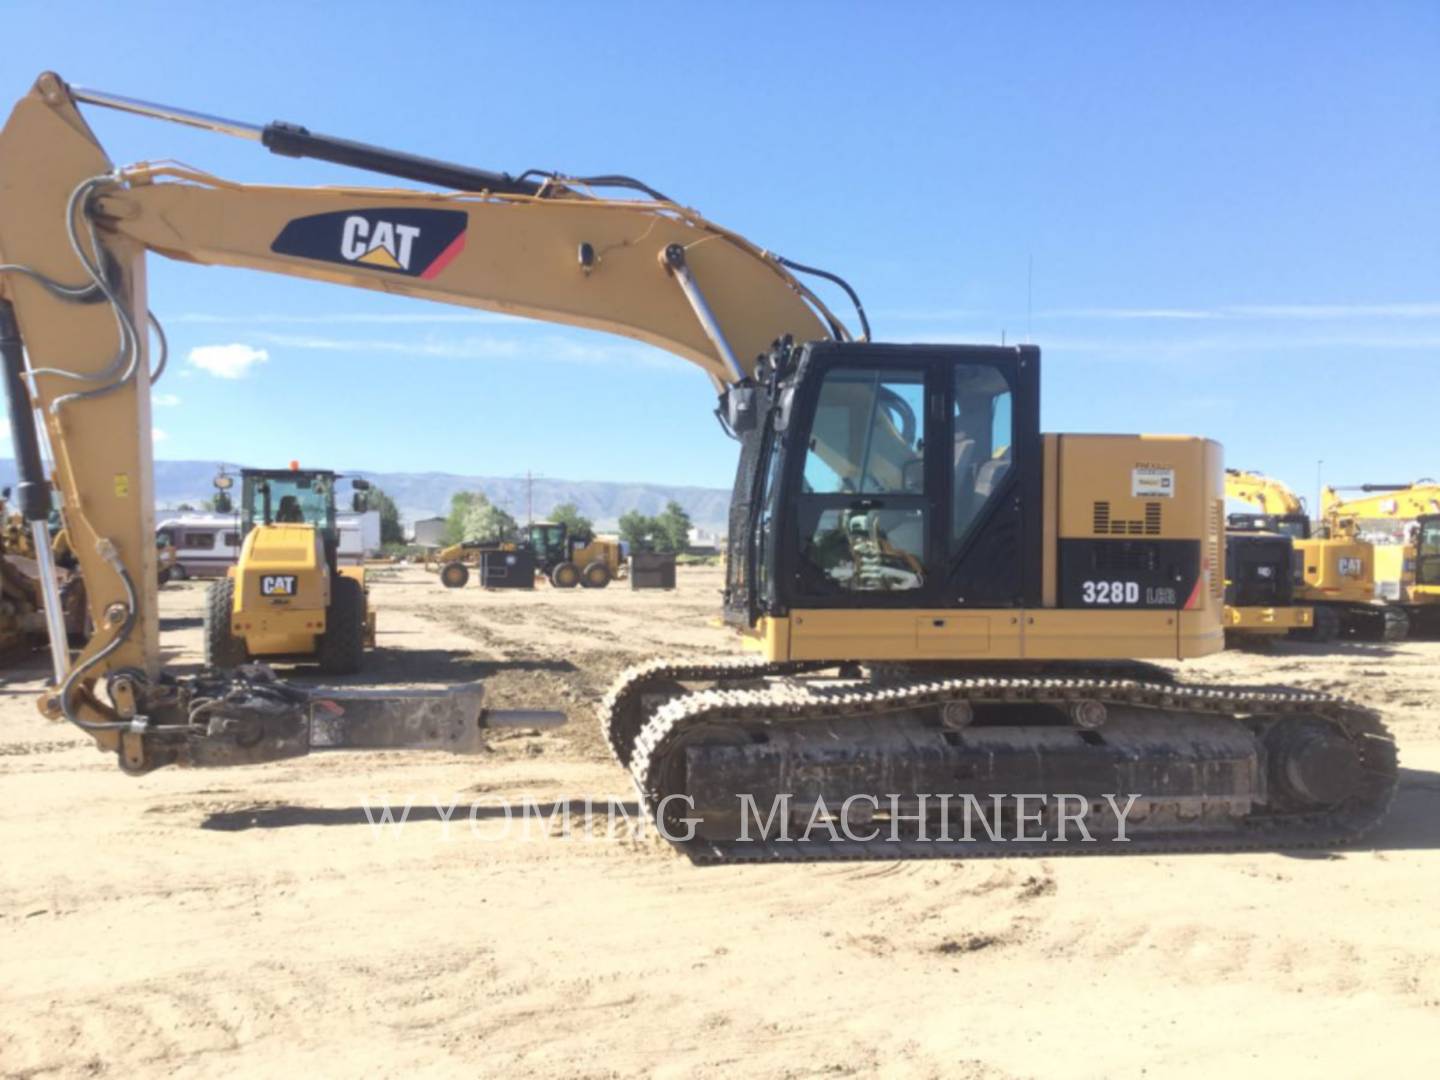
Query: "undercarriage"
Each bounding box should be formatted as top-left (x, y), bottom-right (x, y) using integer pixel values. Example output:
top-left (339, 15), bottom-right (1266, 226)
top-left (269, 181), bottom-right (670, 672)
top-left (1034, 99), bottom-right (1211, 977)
top-left (600, 658), bottom-right (1398, 863)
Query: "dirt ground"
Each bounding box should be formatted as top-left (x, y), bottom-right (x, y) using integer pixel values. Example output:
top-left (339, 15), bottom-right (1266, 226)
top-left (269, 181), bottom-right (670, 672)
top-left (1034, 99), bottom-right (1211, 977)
top-left (2, 565), bottom-right (1438, 1078)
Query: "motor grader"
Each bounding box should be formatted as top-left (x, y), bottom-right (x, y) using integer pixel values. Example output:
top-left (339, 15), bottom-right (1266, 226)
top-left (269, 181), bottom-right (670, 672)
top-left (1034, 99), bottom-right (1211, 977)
top-left (434, 520), bottom-right (623, 589)
top-left (0, 72), bottom-right (1396, 858)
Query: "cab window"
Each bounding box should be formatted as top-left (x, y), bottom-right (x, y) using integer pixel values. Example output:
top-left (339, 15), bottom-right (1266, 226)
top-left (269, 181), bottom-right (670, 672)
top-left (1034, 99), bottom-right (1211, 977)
top-left (799, 367), bottom-right (927, 593)
top-left (950, 364), bottom-right (1013, 553)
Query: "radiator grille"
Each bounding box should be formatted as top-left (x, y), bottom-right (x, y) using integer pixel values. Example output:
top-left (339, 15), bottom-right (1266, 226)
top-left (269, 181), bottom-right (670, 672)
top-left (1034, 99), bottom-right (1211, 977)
top-left (1090, 541), bottom-right (1162, 573)
top-left (1092, 501), bottom-right (1162, 536)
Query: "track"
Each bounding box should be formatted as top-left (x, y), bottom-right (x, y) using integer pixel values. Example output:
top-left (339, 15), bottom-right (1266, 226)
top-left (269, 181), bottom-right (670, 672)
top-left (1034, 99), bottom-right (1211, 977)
top-left (600, 661), bottom-right (1399, 864)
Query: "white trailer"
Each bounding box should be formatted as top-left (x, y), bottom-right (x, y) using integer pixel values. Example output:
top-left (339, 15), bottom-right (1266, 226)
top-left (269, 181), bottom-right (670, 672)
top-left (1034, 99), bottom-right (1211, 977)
top-left (155, 512), bottom-right (241, 579)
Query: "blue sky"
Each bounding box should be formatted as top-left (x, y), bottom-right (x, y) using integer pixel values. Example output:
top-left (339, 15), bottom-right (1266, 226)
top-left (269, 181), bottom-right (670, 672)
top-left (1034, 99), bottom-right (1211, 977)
top-left (3, 2), bottom-right (1437, 507)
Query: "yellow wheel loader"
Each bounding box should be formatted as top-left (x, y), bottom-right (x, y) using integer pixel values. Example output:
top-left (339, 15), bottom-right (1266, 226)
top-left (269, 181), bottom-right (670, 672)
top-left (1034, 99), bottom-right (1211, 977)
top-left (0, 74), bottom-right (1397, 856)
top-left (203, 467), bottom-right (376, 674)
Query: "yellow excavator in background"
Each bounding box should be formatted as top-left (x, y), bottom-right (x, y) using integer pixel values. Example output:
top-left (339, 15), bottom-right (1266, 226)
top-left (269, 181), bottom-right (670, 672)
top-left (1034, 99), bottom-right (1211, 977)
top-left (1322, 482), bottom-right (1440, 636)
top-left (0, 73), bottom-right (1396, 858)
top-left (1225, 469), bottom-right (1404, 640)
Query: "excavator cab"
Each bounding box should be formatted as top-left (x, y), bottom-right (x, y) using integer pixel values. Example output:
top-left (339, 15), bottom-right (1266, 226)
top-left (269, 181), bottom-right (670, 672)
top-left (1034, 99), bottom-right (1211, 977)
top-left (1227, 512), bottom-right (1311, 540)
top-left (727, 340), bottom-right (1038, 626)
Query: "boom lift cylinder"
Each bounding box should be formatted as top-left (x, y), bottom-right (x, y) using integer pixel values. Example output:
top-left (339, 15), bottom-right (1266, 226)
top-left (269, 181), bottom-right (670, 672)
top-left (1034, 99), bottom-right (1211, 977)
top-left (1, 299), bottom-right (68, 680)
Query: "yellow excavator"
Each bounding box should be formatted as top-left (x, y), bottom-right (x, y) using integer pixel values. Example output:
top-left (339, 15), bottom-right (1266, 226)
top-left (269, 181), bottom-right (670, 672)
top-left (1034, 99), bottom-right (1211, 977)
top-left (1322, 482), bottom-right (1440, 636)
top-left (1225, 468), bottom-right (1404, 641)
top-left (0, 73), bottom-right (1396, 858)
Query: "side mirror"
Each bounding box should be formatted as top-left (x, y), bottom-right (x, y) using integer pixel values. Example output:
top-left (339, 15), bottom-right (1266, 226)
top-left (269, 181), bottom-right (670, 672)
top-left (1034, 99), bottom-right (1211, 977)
top-left (351, 478), bottom-right (371, 492)
top-left (723, 384), bottom-right (758, 434)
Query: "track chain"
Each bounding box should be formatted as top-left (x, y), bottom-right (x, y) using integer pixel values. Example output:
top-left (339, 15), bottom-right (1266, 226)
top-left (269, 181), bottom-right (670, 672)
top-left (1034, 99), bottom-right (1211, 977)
top-left (602, 664), bottom-right (1398, 864)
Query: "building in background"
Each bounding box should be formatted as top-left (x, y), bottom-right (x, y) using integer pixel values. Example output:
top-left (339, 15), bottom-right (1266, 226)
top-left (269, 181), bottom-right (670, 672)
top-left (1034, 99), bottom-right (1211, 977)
top-left (411, 516), bottom-right (448, 548)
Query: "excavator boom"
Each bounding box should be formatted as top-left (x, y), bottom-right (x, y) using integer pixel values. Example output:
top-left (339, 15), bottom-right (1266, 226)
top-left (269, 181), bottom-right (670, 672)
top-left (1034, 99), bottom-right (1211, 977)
top-left (1224, 468), bottom-right (1306, 516)
top-left (0, 72), bottom-right (838, 769)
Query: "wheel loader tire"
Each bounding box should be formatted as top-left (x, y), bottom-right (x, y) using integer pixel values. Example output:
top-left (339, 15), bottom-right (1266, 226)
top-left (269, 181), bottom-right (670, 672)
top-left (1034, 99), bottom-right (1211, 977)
top-left (169, 564), bottom-right (188, 582)
top-left (317, 576), bottom-right (366, 675)
top-left (158, 567), bottom-right (172, 586)
top-left (550, 561), bottom-right (581, 589)
top-left (440, 561), bottom-right (470, 589)
top-left (203, 577), bottom-right (247, 669)
top-left (580, 561), bottom-right (612, 589)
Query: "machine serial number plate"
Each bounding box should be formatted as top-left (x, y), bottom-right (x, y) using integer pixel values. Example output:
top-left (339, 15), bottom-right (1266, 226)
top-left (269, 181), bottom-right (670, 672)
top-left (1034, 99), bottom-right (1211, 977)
top-left (1131, 466), bottom-right (1175, 499)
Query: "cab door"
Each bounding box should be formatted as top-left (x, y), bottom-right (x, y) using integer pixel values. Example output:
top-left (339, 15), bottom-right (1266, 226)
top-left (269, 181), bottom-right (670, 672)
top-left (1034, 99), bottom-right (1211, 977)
top-left (781, 343), bottom-right (1039, 612)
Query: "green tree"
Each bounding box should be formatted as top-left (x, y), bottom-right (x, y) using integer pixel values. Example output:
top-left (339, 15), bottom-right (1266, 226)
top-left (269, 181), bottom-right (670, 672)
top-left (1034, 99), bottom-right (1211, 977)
top-left (548, 502), bottom-right (594, 545)
top-left (354, 485), bottom-right (404, 545)
top-left (444, 490), bottom-right (518, 545)
top-left (461, 499), bottom-right (518, 544)
top-left (175, 502), bottom-right (196, 512)
top-left (618, 510), bottom-right (657, 553)
top-left (444, 491), bottom-right (487, 544)
top-left (653, 500), bottom-right (693, 554)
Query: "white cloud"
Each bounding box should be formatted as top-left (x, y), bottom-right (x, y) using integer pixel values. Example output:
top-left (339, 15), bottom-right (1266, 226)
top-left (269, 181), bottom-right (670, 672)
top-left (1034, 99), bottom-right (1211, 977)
top-left (1041, 307), bottom-right (1221, 321)
top-left (152, 426), bottom-right (168, 442)
top-left (909, 330), bottom-right (1440, 358)
top-left (1040, 302), bottom-right (1440, 323)
top-left (153, 393), bottom-right (182, 407)
top-left (1226, 302), bottom-right (1440, 320)
top-left (187, 344), bottom-right (269, 379)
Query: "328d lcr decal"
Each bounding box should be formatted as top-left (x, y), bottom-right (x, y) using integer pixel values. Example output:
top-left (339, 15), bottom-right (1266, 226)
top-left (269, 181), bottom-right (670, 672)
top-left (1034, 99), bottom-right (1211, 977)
top-left (271, 208), bottom-right (467, 279)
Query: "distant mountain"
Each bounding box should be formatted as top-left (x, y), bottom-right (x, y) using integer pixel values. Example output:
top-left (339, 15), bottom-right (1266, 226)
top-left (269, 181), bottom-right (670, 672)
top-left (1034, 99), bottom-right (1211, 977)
top-left (0, 459), bottom-right (732, 534)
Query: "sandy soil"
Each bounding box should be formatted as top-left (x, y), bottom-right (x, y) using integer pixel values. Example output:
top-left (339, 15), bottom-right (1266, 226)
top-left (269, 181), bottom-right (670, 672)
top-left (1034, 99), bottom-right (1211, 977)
top-left (2, 565), bottom-right (1438, 1078)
